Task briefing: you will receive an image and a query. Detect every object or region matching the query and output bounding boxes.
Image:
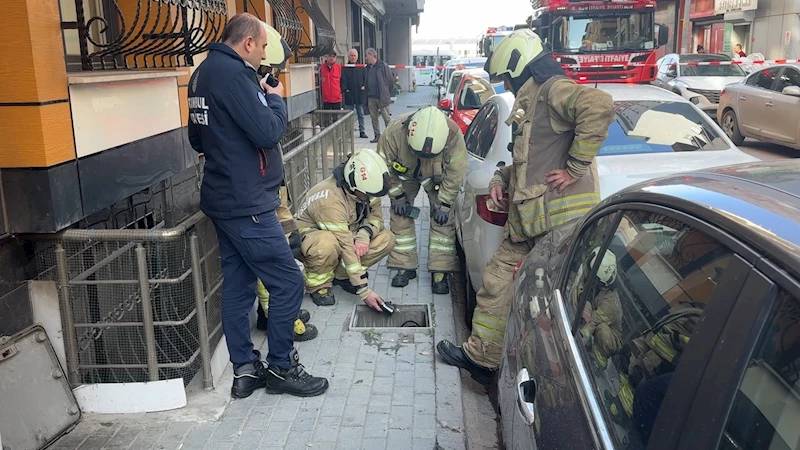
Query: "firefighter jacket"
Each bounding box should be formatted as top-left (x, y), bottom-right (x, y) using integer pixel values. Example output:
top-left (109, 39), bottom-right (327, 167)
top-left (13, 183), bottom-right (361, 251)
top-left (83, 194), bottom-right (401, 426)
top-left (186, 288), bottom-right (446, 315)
top-left (380, 112), bottom-right (467, 213)
top-left (294, 174), bottom-right (384, 299)
top-left (490, 76), bottom-right (614, 243)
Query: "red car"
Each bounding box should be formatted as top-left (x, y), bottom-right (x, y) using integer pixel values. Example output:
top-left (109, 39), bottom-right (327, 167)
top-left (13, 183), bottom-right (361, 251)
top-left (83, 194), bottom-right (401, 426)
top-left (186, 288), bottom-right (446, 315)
top-left (438, 73), bottom-right (496, 134)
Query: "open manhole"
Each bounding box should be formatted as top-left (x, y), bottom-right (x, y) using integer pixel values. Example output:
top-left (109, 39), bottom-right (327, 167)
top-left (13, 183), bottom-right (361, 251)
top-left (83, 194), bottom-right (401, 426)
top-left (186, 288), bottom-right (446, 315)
top-left (349, 304), bottom-right (432, 331)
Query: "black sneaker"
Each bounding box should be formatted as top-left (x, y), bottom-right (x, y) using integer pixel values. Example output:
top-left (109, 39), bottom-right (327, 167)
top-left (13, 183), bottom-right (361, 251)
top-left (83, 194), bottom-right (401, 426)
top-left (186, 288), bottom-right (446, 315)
top-left (431, 272), bottom-right (450, 295)
top-left (265, 349), bottom-right (329, 397)
top-left (391, 269), bottom-right (417, 287)
top-left (231, 354), bottom-right (268, 398)
top-left (333, 278), bottom-right (358, 295)
top-left (359, 132), bottom-right (368, 138)
top-left (310, 288), bottom-right (335, 306)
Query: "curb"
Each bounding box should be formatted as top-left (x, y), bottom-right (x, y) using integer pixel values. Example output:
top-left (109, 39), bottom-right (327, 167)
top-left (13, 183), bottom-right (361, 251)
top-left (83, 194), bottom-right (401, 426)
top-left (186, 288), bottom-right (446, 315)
top-left (433, 286), bottom-right (467, 450)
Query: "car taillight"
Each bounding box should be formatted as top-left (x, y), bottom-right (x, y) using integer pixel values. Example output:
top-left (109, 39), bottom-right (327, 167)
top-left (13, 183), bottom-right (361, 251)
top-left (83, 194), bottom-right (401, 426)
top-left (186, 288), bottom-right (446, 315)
top-left (476, 194), bottom-right (508, 226)
top-left (513, 256), bottom-right (525, 279)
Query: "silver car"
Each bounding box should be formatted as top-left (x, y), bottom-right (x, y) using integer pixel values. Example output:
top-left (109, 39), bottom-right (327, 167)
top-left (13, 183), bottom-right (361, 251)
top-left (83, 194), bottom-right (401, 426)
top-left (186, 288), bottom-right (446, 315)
top-left (454, 84), bottom-right (757, 326)
top-left (500, 160), bottom-right (800, 450)
top-left (717, 63), bottom-right (800, 150)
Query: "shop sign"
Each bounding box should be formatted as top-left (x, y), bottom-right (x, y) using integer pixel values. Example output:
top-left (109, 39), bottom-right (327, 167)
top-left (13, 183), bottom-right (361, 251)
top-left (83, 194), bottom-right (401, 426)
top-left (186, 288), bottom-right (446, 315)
top-left (715, 0), bottom-right (757, 14)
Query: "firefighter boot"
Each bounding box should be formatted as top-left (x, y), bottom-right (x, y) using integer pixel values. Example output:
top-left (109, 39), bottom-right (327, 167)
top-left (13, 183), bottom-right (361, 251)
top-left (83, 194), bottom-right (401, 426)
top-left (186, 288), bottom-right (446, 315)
top-left (231, 350), bottom-right (268, 399)
top-left (265, 348), bottom-right (330, 397)
top-left (431, 272), bottom-right (449, 295)
top-left (391, 269), bottom-right (417, 287)
top-left (333, 272), bottom-right (368, 295)
top-left (436, 340), bottom-right (496, 386)
top-left (293, 319), bottom-right (318, 342)
top-left (310, 288), bottom-right (335, 306)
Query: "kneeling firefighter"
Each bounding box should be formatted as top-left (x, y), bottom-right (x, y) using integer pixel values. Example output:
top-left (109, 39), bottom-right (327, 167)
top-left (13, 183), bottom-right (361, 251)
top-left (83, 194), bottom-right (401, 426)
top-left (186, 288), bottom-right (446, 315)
top-left (381, 106), bottom-right (467, 294)
top-left (295, 148), bottom-right (395, 310)
top-left (437, 28), bottom-right (615, 385)
top-left (253, 21), bottom-right (318, 341)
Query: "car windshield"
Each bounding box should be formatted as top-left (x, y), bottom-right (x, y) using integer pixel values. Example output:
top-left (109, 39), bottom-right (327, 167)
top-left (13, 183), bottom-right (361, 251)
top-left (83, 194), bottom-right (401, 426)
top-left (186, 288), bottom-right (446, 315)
top-left (550, 12), bottom-right (655, 52)
top-left (458, 78), bottom-right (495, 110)
top-left (599, 101), bottom-right (730, 155)
top-left (681, 63), bottom-right (745, 77)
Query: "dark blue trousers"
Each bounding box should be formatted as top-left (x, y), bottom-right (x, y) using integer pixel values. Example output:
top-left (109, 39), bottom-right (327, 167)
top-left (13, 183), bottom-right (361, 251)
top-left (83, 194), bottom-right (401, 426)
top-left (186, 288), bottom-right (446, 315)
top-left (211, 211), bottom-right (304, 369)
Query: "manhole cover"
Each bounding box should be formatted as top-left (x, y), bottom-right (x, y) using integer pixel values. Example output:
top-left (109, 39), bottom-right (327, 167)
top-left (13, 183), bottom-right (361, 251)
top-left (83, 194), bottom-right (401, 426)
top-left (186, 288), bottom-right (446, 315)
top-left (349, 304), bottom-right (432, 332)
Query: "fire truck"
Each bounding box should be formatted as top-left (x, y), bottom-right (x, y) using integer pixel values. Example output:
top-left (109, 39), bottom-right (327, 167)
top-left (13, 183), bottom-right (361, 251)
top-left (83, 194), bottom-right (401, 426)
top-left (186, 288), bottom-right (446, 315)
top-left (529, 0), bottom-right (670, 83)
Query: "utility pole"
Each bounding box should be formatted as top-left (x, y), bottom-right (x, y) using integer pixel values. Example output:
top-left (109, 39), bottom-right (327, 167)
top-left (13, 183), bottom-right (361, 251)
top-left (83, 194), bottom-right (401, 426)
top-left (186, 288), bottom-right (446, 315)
top-left (681, 0), bottom-right (692, 53)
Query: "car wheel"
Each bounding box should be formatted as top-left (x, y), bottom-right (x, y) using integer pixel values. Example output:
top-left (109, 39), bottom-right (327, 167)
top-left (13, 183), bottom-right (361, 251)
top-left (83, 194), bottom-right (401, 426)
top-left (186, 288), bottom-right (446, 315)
top-left (456, 242), bottom-right (477, 330)
top-left (721, 109), bottom-right (745, 146)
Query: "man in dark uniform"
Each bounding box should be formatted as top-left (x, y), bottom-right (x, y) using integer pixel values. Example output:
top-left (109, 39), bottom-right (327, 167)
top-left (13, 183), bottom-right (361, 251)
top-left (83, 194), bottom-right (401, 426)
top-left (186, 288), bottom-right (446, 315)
top-left (187, 13), bottom-right (328, 399)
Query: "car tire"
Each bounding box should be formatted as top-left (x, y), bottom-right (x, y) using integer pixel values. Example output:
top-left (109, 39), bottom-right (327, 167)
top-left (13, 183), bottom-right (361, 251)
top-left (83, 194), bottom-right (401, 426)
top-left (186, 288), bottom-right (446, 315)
top-left (456, 242), bottom-right (478, 330)
top-left (721, 109), bottom-right (745, 146)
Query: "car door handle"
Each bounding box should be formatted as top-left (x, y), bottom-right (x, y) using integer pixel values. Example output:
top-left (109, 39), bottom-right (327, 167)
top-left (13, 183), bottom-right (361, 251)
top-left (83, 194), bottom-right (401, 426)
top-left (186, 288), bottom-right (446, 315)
top-left (739, 96), bottom-right (747, 101)
top-left (765, 101), bottom-right (774, 107)
top-left (516, 368), bottom-right (536, 426)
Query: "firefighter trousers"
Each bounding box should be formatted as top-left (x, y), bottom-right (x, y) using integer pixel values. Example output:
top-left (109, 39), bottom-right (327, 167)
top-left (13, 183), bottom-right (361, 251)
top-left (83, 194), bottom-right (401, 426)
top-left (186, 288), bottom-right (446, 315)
top-left (463, 236), bottom-right (536, 369)
top-left (300, 228), bottom-right (395, 293)
top-left (386, 181), bottom-right (459, 273)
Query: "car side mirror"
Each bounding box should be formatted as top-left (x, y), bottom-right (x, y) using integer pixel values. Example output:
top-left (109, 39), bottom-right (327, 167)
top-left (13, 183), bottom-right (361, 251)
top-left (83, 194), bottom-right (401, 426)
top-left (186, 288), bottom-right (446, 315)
top-left (438, 98), bottom-right (452, 110)
top-left (434, 78), bottom-right (444, 86)
top-left (657, 24), bottom-right (670, 46)
top-left (782, 85), bottom-right (800, 97)
top-left (666, 67), bottom-right (677, 78)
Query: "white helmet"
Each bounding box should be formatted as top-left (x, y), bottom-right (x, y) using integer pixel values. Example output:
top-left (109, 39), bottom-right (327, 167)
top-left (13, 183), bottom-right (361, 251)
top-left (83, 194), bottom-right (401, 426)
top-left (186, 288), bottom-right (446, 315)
top-left (344, 148), bottom-right (391, 197)
top-left (590, 247), bottom-right (617, 286)
top-left (407, 107), bottom-right (450, 158)
top-left (260, 21), bottom-right (292, 70)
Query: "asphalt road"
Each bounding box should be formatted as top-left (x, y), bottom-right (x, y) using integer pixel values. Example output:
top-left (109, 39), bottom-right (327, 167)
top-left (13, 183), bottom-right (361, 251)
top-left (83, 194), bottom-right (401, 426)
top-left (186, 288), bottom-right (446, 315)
top-left (738, 139), bottom-right (798, 161)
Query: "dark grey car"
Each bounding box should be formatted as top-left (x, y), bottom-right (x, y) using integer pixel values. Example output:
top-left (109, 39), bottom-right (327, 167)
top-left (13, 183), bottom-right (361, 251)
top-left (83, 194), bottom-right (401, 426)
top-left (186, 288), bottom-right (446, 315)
top-left (499, 160), bottom-right (800, 450)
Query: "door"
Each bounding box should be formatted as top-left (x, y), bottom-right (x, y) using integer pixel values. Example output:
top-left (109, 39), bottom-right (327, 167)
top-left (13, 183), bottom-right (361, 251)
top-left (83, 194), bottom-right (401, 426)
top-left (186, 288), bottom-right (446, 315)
top-left (738, 68), bottom-right (779, 137)
top-left (762, 67), bottom-right (800, 144)
top-left (504, 206), bottom-right (755, 449)
top-left (710, 23), bottom-right (725, 54)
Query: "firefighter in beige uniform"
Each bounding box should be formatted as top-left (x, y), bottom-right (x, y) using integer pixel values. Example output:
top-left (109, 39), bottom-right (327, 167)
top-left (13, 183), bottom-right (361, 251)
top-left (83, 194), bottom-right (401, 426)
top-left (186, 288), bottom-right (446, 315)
top-left (295, 148), bottom-right (394, 309)
top-left (380, 106), bottom-right (467, 295)
top-left (437, 29), bottom-right (615, 385)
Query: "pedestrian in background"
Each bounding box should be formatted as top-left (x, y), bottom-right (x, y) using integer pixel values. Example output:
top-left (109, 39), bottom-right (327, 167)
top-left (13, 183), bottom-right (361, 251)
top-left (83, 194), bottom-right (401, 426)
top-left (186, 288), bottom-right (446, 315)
top-left (321, 51), bottom-right (343, 110)
top-left (187, 12), bottom-right (328, 399)
top-left (342, 48), bottom-right (369, 138)
top-left (734, 44), bottom-right (747, 58)
top-left (365, 47), bottom-right (393, 143)
top-left (696, 45), bottom-right (706, 53)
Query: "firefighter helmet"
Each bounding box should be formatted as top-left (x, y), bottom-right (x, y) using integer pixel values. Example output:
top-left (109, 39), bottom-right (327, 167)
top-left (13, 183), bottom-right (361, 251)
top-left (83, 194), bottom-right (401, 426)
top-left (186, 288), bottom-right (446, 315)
top-left (345, 148), bottom-right (391, 197)
top-left (407, 107), bottom-right (449, 158)
top-left (590, 247), bottom-right (617, 286)
top-left (485, 28), bottom-right (546, 80)
top-left (260, 21), bottom-right (291, 70)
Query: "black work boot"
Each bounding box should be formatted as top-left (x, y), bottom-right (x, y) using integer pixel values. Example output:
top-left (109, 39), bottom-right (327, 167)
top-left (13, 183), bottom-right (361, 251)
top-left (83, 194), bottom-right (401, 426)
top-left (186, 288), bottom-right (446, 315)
top-left (370, 134), bottom-right (380, 143)
top-left (265, 348), bottom-right (330, 397)
top-left (333, 277), bottom-right (358, 295)
top-left (436, 340), bottom-right (497, 386)
top-left (391, 269), bottom-right (417, 287)
top-left (310, 288), bottom-right (335, 306)
top-left (431, 272), bottom-right (450, 295)
top-left (359, 131), bottom-right (368, 139)
top-left (257, 308), bottom-right (311, 332)
top-left (231, 351), bottom-right (268, 398)
top-left (293, 320), bottom-right (318, 342)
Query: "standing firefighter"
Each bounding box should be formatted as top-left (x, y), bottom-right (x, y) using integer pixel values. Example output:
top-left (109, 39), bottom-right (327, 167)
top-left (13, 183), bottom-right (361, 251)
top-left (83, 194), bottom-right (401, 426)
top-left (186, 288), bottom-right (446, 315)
top-left (380, 106), bottom-right (467, 295)
top-left (437, 28), bottom-right (615, 384)
top-left (295, 148), bottom-right (395, 310)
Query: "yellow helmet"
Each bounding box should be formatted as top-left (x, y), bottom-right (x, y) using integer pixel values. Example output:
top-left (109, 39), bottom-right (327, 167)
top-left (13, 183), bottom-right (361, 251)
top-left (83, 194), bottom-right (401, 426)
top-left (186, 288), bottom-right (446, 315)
top-left (260, 21), bottom-right (291, 70)
top-left (590, 247), bottom-right (617, 286)
top-left (486, 28), bottom-right (546, 79)
top-left (344, 148), bottom-right (391, 197)
top-left (407, 107), bottom-right (449, 158)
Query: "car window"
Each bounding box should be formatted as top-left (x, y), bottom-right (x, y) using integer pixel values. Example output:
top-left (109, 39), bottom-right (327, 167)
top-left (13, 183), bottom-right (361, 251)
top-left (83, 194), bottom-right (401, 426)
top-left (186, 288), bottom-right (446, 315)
top-left (464, 102), bottom-right (498, 159)
top-left (448, 73), bottom-right (463, 94)
top-left (458, 78), bottom-right (494, 110)
top-left (718, 289), bottom-right (800, 450)
top-left (774, 68), bottom-right (800, 93)
top-left (750, 68), bottom-right (778, 90)
top-left (568, 210), bottom-right (736, 449)
top-left (682, 64), bottom-right (745, 77)
top-left (598, 101), bottom-right (729, 155)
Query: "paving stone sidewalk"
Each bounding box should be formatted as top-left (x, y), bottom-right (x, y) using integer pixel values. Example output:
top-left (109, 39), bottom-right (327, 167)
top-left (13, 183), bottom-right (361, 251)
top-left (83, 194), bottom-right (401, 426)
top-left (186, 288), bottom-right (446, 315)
top-left (51, 87), bottom-right (466, 450)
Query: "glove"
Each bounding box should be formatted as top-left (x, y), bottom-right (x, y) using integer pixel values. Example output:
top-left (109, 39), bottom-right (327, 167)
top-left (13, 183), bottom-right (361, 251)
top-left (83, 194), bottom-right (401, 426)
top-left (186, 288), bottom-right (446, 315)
top-left (432, 206), bottom-right (450, 225)
top-left (393, 201), bottom-right (410, 217)
top-left (288, 230), bottom-right (302, 260)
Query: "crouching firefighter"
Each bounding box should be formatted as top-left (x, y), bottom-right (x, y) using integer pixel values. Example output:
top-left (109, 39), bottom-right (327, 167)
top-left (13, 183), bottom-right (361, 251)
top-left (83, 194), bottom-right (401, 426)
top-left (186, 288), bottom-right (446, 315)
top-left (295, 148), bottom-right (395, 310)
top-left (380, 106), bottom-right (467, 294)
top-left (437, 28), bottom-right (615, 385)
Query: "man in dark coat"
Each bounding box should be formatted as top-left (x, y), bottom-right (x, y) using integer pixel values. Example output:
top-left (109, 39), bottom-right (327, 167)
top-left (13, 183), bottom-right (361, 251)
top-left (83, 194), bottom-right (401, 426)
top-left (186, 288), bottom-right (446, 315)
top-left (341, 48), bottom-right (368, 138)
top-left (365, 47), bottom-right (393, 143)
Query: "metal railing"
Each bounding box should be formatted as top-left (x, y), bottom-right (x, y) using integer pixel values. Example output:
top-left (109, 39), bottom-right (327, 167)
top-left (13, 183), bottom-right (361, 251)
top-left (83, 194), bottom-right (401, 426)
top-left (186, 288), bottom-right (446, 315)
top-left (27, 110), bottom-right (354, 390)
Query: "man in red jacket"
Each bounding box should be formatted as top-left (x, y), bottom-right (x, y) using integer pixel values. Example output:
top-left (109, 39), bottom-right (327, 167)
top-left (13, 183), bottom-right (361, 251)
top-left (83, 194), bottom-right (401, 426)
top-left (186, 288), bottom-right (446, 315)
top-left (320, 52), bottom-right (343, 110)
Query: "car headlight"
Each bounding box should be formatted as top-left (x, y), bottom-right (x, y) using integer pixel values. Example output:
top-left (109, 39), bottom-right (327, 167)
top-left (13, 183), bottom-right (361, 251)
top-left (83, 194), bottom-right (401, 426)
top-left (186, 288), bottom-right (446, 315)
top-left (690, 96), bottom-right (700, 104)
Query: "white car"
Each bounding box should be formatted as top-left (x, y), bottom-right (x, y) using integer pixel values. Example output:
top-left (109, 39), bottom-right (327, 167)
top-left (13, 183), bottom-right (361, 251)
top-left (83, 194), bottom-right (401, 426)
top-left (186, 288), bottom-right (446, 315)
top-left (438, 57), bottom-right (487, 99)
top-left (454, 83), bottom-right (759, 324)
top-left (652, 53), bottom-right (746, 119)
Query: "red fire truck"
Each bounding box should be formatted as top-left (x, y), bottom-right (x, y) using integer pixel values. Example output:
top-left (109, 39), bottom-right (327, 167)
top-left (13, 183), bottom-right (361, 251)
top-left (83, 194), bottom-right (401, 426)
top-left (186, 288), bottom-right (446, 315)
top-left (529, 0), bottom-right (670, 83)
